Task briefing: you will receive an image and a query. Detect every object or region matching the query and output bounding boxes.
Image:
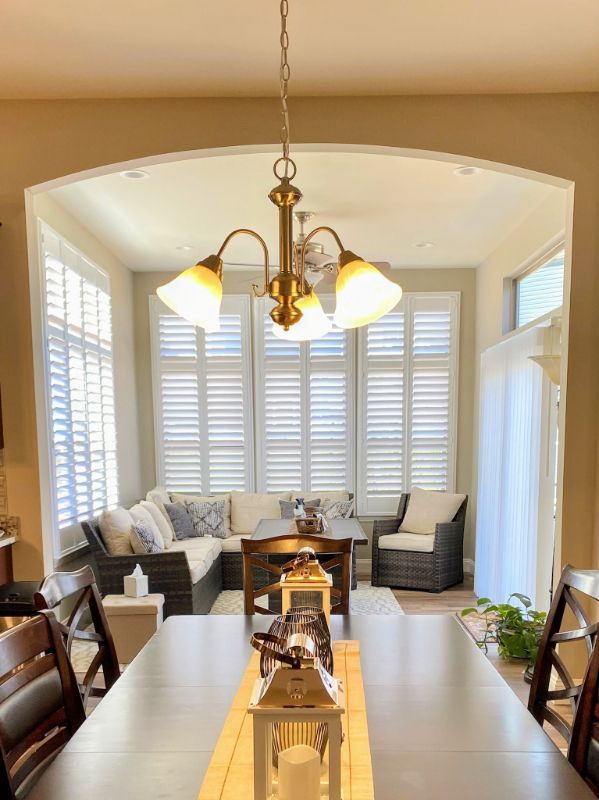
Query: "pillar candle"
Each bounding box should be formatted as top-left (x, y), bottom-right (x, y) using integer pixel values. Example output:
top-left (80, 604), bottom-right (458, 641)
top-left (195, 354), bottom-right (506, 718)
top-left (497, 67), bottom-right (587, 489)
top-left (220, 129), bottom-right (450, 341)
top-left (278, 744), bottom-right (320, 800)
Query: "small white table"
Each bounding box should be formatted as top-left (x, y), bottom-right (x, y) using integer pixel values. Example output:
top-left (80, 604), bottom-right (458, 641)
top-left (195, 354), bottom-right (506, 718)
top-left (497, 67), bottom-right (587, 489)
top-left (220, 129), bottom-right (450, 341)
top-left (102, 593), bottom-right (165, 664)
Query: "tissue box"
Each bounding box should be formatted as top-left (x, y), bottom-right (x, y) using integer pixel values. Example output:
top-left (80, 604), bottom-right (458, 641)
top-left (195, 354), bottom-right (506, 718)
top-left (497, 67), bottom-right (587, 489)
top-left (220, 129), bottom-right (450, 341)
top-left (124, 573), bottom-right (149, 598)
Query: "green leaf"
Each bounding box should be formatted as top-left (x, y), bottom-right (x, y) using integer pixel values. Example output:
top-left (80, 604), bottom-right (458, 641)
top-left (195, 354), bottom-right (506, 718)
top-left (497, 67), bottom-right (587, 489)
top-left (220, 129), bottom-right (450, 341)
top-left (477, 597), bottom-right (492, 606)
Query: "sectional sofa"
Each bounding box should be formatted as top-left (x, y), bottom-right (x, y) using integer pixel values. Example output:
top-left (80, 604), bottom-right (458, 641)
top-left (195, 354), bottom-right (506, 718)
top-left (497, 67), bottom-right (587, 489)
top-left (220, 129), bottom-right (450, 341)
top-left (82, 487), bottom-right (354, 617)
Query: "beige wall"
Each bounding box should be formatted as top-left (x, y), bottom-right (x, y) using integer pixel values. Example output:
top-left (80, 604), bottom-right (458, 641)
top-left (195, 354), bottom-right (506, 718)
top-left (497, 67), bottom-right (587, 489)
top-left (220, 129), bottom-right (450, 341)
top-left (30, 195), bottom-right (143, 564)
top-left (134, 266), bottom-right (476, 558)
top-left (0, 94), bottom-right (596, 581)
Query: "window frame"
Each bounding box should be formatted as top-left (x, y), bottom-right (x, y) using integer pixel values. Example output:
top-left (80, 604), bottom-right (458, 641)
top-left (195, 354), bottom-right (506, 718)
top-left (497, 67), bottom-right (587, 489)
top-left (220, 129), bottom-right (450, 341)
top-left (37, 220), bottom-right (118, 560)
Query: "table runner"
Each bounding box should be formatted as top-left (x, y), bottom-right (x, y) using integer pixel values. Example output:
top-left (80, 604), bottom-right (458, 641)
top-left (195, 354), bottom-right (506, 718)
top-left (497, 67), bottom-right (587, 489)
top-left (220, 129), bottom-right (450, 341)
top-left (197, 640), bottom-right (374, 799)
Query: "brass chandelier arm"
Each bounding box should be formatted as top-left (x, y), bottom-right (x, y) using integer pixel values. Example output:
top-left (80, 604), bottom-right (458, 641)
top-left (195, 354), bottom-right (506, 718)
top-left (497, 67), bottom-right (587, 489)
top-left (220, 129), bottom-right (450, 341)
top-left (214, 228), bottom-right (271, 297)
top-left (299, 226), bottom-right (346, 293)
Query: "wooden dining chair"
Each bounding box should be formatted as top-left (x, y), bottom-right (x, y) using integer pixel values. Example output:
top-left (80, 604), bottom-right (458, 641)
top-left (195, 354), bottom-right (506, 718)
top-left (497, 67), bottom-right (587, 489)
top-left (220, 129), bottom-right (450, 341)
top-left (241, 535), bottom-right (353, 615)
top-left (528, 565), bottom-right (599, 750)
top-left (34, 565), bottom-right (120, 710)
top-left (0, 612), bottom-right (85, 800)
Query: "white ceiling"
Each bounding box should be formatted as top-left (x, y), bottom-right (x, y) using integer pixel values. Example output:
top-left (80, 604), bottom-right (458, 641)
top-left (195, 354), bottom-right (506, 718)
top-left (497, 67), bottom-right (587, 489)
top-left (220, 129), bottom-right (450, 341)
top-left (1, 1), bottom-right (599, 98)
top-left (48, 151), bottom-right (560, 271)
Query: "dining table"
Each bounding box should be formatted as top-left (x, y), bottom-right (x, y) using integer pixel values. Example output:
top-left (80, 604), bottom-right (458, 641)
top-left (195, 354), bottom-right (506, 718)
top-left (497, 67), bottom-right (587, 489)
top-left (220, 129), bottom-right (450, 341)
top-left (27, 614), bottom-right (595, 799)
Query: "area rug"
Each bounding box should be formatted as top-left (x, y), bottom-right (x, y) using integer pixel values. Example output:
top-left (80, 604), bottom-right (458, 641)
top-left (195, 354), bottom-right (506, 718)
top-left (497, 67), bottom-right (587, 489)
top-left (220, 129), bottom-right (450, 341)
top-left (210, 582), bottom-right (404, 615)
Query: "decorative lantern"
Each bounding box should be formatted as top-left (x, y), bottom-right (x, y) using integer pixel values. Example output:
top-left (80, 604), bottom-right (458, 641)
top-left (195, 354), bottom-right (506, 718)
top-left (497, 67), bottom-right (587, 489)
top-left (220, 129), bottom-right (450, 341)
top-left (280, 547), bottom-right (333, 627)
top-left (249, 621), bottom-right (344, 800)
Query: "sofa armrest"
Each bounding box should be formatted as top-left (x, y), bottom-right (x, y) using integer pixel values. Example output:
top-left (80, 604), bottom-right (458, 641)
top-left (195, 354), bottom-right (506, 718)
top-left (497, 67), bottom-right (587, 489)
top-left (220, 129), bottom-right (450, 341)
top-left (94, 551), bottom-right (192, 596)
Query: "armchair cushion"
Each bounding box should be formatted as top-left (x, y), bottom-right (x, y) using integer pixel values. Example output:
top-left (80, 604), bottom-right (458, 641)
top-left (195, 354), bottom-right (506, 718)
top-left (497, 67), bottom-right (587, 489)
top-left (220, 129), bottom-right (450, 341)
top-left (399, 488), bottom-right (466, 535)
top-left (378, 532), bottom-right (435, 553)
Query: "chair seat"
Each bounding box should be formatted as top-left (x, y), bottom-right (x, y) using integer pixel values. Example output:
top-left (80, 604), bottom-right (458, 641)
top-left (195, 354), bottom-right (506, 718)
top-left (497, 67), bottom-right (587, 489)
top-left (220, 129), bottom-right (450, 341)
top-left (378, 532), bottom-right (435, 553)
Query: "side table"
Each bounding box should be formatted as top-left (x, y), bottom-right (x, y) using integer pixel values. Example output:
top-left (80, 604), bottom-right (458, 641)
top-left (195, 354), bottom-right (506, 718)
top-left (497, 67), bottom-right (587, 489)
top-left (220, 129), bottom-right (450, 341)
top-left (102, 593), bottom-right (165, 664)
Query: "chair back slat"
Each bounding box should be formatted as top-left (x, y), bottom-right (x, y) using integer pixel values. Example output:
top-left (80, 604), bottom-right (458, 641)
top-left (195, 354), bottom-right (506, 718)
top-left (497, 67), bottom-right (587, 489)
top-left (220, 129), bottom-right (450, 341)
top-left (34, 565), bottom-right (120, 710)
top-left (529, 565), bottom-right (599, 755)
top-left (242, 535), bottom-right (353, 615)
top-left (0, 612), bottom-right (85, 800)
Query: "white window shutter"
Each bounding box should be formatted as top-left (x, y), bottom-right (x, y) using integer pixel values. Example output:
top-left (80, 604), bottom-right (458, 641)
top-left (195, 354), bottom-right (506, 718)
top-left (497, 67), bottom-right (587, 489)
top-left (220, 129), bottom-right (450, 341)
top-left (150, 295), bottom-right (253, 494)
top-left (40, 222), bottom-right (118, 555)
top-left (254, 296), bottom-right (354, 494)
top-left (358, 294), bottom-right (459, 515)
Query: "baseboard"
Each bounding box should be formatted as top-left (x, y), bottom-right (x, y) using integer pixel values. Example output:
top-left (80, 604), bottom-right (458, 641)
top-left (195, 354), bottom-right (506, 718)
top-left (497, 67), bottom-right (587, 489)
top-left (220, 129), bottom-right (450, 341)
top-left (464, 558), bottom-right (475, 575)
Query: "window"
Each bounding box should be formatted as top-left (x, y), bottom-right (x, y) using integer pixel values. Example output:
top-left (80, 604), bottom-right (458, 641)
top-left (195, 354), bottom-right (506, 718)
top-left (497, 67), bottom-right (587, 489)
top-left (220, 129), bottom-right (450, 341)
top-left (254, 296), bottom-right (354, 493)
top-left (40, 222), bottom-right (118, 556)
top-left (357, 294), bottom-right (459, 514)
top-left (150, 291), bottom-right (459, 514)
top-left (515, 248), bottom-right (564, 328)
top-left (150, 295), bottom-right (253, 494)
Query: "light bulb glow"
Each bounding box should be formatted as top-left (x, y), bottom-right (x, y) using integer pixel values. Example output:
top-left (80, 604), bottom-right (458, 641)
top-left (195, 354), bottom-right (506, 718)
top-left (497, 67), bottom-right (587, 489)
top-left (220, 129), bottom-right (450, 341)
top-left (272, 291), bottom-right (332, 341)
top-left (334, 259), bottom-right (402, 329)
top-left (157, 264), bottom-right (222, 330)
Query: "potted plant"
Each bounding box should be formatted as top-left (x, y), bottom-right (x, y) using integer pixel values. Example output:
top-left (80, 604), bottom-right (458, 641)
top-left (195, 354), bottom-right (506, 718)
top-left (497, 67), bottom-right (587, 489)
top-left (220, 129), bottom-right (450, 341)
top-left (461, 593), bottom-right (547, 682)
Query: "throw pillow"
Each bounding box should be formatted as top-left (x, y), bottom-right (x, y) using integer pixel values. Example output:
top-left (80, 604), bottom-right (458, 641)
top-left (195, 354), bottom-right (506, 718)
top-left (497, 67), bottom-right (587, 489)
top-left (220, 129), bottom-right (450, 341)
top-left (322, 498), bottom-right (354, 519)
top-left (399, 487), bottom-right (466, 535)
top-left (279, 498), bottom-right (322, 519)
top-left (129, 503), bottom-right (165, 549)
top-left (140, 500), bottom-right (174, 549)
top-left (130, 520), bottom-right (164, 555)
top-left (99, 507), bottom-right (135, 555)
top-left (171, 492), bottom-right (232, 536)
top-left (164, 502), bottom-right (198, 540)
top-left (145, 486), bottom-right (176, 544)
top-left (186, 499), bottom-right (228, 538)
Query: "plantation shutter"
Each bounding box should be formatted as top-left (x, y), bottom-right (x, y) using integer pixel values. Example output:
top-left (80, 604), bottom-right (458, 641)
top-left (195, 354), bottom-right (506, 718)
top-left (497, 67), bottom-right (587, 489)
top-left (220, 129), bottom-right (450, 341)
top-left (40, 222), bottom-right (118, 555)
top-left (254, 296), bottom-right (354, 493)
top-left (358, 293), bottom-right (459, 515)
top-left (150, 295), bottom-right (253, 494)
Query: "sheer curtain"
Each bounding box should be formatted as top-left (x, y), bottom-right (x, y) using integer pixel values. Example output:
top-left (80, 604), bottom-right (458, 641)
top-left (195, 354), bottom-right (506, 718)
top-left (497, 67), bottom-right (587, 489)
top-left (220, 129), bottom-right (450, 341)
top-left (475, 326), bottom-right (545, 606)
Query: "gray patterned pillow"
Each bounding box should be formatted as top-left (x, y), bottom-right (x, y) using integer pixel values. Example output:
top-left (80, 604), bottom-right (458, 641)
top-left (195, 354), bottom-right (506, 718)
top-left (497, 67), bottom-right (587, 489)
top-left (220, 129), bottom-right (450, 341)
top-left (322, 498), bottom-right (354, 519)
top-left (164, 502), bottom-right (198, 540)
top-left (130, 520), bottom-right (164, 554)
top-left (279, 498), bottom-right (322, 520)
top-left (186, 499), bottom-right (227, 538)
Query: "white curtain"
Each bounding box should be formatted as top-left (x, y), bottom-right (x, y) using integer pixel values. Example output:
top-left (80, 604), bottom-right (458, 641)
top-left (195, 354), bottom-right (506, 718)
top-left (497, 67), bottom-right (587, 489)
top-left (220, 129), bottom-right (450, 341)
top-left (475, 326), bottom-right (545, 606)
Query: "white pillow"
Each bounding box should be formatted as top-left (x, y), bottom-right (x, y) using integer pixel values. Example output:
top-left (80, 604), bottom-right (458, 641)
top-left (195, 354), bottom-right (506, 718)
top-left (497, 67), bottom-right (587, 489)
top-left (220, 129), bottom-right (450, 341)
top-left (140, 500), bottom-right (175, 549)
top-left (399, 488), bottom-right (466, 535)
top-left (230, 491), bottom-right (291, 535)
top-left (145, 486), bottom-right (176, 542)
top-left (129, 503), bottom-right (164, 548)
top-left (170, 492), bottom-right (231, 536)
top-left (99, 507), bottom-right (134, 555)
top-left (130, 520), bottom-right (164, 555)
top-left (291, 490), bottom-right (349, 503)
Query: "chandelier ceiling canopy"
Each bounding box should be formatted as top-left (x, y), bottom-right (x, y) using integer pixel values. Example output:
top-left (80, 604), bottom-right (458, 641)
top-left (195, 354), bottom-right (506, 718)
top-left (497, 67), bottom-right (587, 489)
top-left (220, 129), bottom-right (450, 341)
top-left (157, 0), bottom-right (402, 341)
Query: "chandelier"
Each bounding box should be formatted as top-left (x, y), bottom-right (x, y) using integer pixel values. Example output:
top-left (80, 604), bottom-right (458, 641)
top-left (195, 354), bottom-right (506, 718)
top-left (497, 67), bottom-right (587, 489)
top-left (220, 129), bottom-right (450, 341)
top-left (157, 0), bottom-right (402, 341)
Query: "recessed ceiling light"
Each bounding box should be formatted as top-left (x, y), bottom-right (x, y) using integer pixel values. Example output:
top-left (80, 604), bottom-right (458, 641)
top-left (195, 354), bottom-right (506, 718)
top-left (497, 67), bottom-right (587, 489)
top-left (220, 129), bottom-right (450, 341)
top-left (119, 169), bottom-right (150, 180)
top-left (176, 245), bottom-right (194, 251)
top-left (414, 241), bottom-right (435, 249)
top-left (454, 165), bottom-right (483, 176)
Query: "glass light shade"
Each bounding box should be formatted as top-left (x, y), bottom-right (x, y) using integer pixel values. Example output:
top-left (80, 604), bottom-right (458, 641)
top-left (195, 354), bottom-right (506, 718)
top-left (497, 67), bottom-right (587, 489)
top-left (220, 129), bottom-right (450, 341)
top-left (272, 290), bottom-right (332, 341)
top-left (334, 258), bottom-right (402, 328)
top-left (157, 263), bottom-right (222, 330)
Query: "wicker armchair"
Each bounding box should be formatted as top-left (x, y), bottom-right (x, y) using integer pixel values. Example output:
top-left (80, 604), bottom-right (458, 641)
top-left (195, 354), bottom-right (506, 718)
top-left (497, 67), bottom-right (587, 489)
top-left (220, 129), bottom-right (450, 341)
top-left (371, 493), bottom-right (468, 592)
top-left (81, 519), bottom-right (222, 617)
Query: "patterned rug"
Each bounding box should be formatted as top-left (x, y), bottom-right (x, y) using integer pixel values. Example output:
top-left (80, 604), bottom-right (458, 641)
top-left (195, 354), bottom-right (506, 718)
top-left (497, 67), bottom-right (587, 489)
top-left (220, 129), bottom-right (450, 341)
top-left (210, 582), bottom-right (404, 615)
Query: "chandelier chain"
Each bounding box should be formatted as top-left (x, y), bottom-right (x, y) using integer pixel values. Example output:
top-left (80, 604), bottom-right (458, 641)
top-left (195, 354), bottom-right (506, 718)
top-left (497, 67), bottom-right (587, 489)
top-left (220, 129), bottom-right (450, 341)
top-left (279, 0), bottom-right (291, 173)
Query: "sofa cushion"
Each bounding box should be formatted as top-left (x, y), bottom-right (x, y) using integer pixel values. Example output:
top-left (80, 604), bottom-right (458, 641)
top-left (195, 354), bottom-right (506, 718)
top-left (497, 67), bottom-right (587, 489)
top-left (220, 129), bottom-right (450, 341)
top-left (140, 500), bottom-right (175, 549)
top-left (220, 534), bottom-right (251, 553)
top-left (230, 491), bottom-right (290, 534)
top-left (164, 502), bottom-right (198, 540)
top-left (145, 486), bottom-right (176, 545)
top-left (99, 507), bottom-right (134, 555)
top-left (322, 498), bottom-right (354, 519)
top-left (279, 498), bottom-right (321, 519)
top-left (291, 490), bottom-right (349, 503)
top-left (171, 492), bottom-right (231, 535)
top-left (169, 537), bottom-right (221, 584)
top-left (188, 559), bottom-right (208, 584)
top-left (130, 520), bottom-right (164, 555)
top-left (378, 532), bottom-right (435, 553)
top-left (186, 499), bottom-right (228, 538)
top-left (129, 503), bottom-right (164, 548)
top-left (399, 488), bottom-right (466, 535)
